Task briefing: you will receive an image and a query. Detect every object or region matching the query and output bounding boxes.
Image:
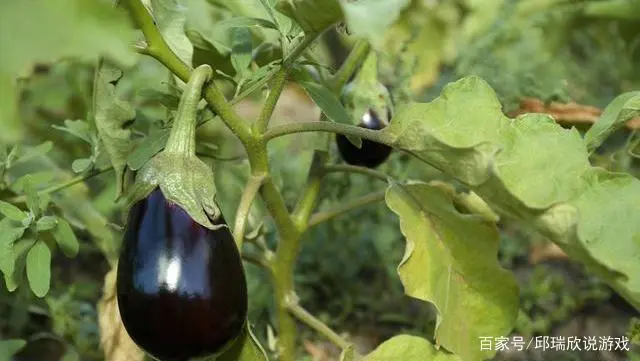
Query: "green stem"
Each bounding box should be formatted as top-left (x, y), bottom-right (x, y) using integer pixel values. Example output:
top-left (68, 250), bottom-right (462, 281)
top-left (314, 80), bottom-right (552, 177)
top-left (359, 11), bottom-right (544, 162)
top-left (282, 33), bottom-right (320, 68)
top-left (9, 167), bottom-right (113, 204)
top-left (122, 0), bottom-right (253, 144)
top-left (265, 121), bottom-right (392, 144)
top-left (323, 164), bottom-right (390, 183)
top-left (287, 302), bottom-right (351, 350)
top-left (164, 65), bottom-right (212, 154)
top-left (307, 190), bottom-right (386, 228)
top-left (254, 68), bottom-right (288, 134)
top-left (330, 40), bottom-right (370, 92)
top-left (232, 174), bottom-right (265, 249)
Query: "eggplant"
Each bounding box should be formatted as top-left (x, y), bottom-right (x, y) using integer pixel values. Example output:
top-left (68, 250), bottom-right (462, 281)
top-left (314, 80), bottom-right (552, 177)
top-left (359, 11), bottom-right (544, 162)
top-left (117, 189), bottom-right (247, 361)
top-left (336, 109), bottom-right (392, 168)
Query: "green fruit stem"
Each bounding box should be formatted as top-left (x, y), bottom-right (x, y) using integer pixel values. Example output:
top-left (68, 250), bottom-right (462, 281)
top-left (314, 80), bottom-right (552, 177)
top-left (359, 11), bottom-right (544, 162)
top-left (164, 65), bottom-right (213, 155)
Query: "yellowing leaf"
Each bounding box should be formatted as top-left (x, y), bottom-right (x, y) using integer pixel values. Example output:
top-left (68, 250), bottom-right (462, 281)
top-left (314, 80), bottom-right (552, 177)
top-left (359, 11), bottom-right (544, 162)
top-left (386, 182), bottom-right (518, 361)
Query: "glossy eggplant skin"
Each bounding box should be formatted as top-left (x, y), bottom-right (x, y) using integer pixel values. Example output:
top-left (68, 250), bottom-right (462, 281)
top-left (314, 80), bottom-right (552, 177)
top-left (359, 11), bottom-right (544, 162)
top-left (116, 189), bottom-right (247, 361)
top-left (336, 109), bottom-right (392, 168)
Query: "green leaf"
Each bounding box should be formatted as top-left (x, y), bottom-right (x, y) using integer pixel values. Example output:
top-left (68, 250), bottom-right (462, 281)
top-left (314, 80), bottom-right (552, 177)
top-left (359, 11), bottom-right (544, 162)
top-left (26, 240), bottom-right (51, 298)
top-left (0, 200), bottom-right (27, 221)
top-left (0, 339), bottom-right (27, 361)
top-left (339, 0), bottom-right (412, 47)
top-left (51, 218), bottom-right (79, 258)
top-left (52, 119), bottom-right (94, 144)
top-left (584, 91), bottom-right (640, 151)
top-left (71, 158), bottom-right (93, 173)
top-left (382, 75), bottom-right (640, 312)
top-left (216, 323), bottom-right (268, 361)
top-left (0, 0), bottom-right (135, 143)
top-left (231, 27), bottom-right (253, 76)
top-left (93, 62), bottom-right (135, 199)
top-left (217, 16), bottom-right (278, 30)
top-left (151, 0), bottom-right (193, 66)
top-left (386, 182), bottom-right (518, 361)
top-left (4, 237), bottom-right (36, 292)
top-left (36, 216), bottom-right (58, 232)
top-left (0, 219), bottom-right (26, 277)
top-left (22, 175), bottom-right (41, 218)
top-left (14, 141), bottom-right (53, 165)
top-left (275, 0), bottom-right (343, 33)
top-left (362, 335), bottom-right (460, 361)
top-left (296, 81), bottom-right (351, 124)
top-left (127, 129), bottom-right (171, 171)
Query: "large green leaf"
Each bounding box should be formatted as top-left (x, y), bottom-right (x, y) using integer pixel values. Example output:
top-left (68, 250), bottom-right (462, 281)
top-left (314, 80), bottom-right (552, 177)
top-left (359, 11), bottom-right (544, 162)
top-left (51, 218), bottom-right (80, 258)
top-left (94, 62), bottom-right (136, 199)
top-left (0, 219), bottom-right (26, 277)
top-left (383, 75), bottom-right (640, 312)
top-left (385, 182), bottom-right (518, 361)
top-left (0, 0), bottom-right (135, 143)
top-left (362, 335), bottom-right (461, 361)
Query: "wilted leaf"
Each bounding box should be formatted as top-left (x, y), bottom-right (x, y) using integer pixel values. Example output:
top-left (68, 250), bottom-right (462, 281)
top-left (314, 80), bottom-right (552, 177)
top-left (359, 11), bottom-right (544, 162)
top-left (0, 0), bottom-right (135, 143)
top-left (94, 62), bottom-right (135, 199)
top-left (386, 182), bottom-right (518, 361)
top-left (26, 240), bottom-right (51, 298)
top-left (362, 335), bottom-right (460, 361)
top-left (51, 218), bottom-right (80, 258)
top-left (97, 266), bottom-right (145, 361)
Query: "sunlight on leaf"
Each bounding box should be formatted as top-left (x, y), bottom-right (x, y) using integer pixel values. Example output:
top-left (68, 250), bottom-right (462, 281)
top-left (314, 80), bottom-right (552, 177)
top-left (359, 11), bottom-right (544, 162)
top-left (362, 335), bottom-right (461, 361)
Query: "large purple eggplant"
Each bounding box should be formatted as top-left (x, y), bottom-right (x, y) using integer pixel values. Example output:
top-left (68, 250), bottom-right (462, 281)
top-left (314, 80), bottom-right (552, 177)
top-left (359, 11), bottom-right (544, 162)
top-left (117, 189), bottom-right (247, 361)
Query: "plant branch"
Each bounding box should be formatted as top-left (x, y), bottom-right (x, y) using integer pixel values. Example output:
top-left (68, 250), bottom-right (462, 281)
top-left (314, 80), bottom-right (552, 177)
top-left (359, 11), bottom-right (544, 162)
top-left (283, 33), bottom-right (320, 69)
top-left (330, 39), bottom-right (370, 92)
top-left (9, 167), bottom-right (113, 204)
top-left (290, 39), bottom-right (371, 230)
top-left (287, 302), bottom-right (351, 350)
top-left (123, 0), bottom-right (253, 143)
top-left (323, 164), bottom-right (390, 183)
top-left (265, 121), bottom-right (391, 144)
top-left (307, 190), bottom-right (386, 228)
top-left (254, 68), bottom-right (288, 134)
top-left (241, 253), bottom-right (272, 271)
top-left (233, 174), bottom-right (266, 249)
